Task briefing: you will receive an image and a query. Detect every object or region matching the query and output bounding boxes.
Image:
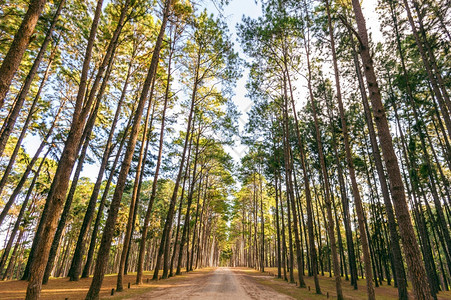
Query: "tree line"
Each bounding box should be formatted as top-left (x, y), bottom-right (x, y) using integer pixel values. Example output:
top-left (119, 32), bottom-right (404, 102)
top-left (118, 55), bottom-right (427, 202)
top-left (0, 0), bottom-right (239, 299)
top-left (227, 0), bottom-right (449, 300)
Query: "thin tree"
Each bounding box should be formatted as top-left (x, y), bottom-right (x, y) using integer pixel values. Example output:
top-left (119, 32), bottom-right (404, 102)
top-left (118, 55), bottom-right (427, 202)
top-left (85, 1), bottom-right (171, 298)
top-left (349, 0), bottom-right (432, 298)
top-left (0, 0), bottom-right (47, 109)
top-left (0, 0), bottom-right (65, 158)
top-left (24, 1), bottom-right (105, 298)
top-left (325, 1), bottom-right (374, 298)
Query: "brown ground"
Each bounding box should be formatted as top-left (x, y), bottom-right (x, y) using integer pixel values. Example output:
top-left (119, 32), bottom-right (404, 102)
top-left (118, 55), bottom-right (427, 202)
top-left (0, 270), bottom-right (208, 300)
top-left (261, 267), bottom-right (451, 300)
top-left (128, 267), bottom-right (292, 300)
top-left (1, 267), bottom-right (450, 299)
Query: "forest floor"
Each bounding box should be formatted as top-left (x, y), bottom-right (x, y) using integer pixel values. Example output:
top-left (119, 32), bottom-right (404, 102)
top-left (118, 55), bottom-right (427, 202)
top-left (1, 267), bottom-right (450, 299)
top-left (262, 267), bottom-right (451, 299)
top-left (0, 269), bottom-right (210, 299)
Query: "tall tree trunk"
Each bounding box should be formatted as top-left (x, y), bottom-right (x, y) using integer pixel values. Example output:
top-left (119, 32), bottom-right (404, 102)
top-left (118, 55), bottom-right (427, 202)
top-left (392, 95), bottom-right (440, 298)
top-left (24, 1), bottom-right (104, 298)
top-left (152, 29), bottom-right (199, 280)
top-left (302, 27), bottom-right (343, 299)
top-left (285, 62), bottom-right (321, 294)
top-left (350, 1), bottom-right (432, 298)
top-left (52, 46), bottom-right (116, 283)
top-left (386, 3), bottom-right (451, 267)
top-left (0, 146), bottom-right (51, 274)
top-left (76, 59), bottom-right (133, 280)
top-left (175, 125), bottom-right (200, 276)
top-left (350, 28), bottom-right (408, 297)
top-left (325, 2), bottom-right (373, 298)
top-left (0, 0), bottom-right (47, 109)
top-left (116, 78), bottom-right (156, 291)
top-left (136, 38), bottom-right (174, 282)
top-left (82, 108), bottom-right (134, 279)
top-left (259, 169), bottom-right (265, 272)
top-left (281, 74), bottom-right (306, 288)
top-left (0, 0), bottom-right (65, 158)
top-left (85, 2), bottom-right (170, 298)
top-left (274, 171), bottom-right (282, 279)
top-left (0, 40), bottom-right (58, 205)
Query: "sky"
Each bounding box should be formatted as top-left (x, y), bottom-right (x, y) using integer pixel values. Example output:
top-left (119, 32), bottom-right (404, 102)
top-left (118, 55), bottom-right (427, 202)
top-left (22, 0), bottom-right (384, 181)
top-left (206, 0), bottom-right (383, 166)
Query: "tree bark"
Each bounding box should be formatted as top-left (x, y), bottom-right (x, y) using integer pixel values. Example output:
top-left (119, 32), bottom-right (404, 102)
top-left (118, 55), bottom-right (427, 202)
top-left (0, 0), bottom-right (47, 110)
top-left (0, 0), bottom-right (65, 158)
top-left (85, 2), bottom-right (170, 298)
top-left (116, 75), bottom-right (156, 291)
top-left (350, 1), bottom-right (432, 298)
top-left (325, 2), bottom-right (373, 297)
top-left (24, 1), bottom-right (104, 298)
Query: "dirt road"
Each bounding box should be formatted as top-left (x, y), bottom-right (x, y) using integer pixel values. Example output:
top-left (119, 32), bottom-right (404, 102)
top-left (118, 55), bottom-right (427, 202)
top-left (128, 267), bottom-right (293, 300)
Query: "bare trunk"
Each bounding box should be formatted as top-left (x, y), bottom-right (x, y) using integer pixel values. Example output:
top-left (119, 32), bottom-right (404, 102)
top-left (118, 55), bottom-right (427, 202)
top-left (85, 2), bottom-right (170, 298)
top-left (325, 2), bottom-right (373, 298)
top-left (0, 0), bottom-right (47, 109)
top-left (350, 1), bottom-right (432, 298)
top-left (117, 78), bottom-right (156, 291)
top-left (0, 0), bottom-right (64, 157)
top-left (135, 45), bottom-right (173, 281)
top-left (24, 1), bottom-right (104, 298)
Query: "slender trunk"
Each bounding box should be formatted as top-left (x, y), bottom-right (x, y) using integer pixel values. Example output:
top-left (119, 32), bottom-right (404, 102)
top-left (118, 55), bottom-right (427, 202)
top-left (0, 41), bottom-right (58, 203)
top-left (393, 95), bottom-right (440, 298)
top-left (0, 0), bottom-right (47, 109)
top-left (350, 1), bottom-right (432, 298)
top-left (350, 27), bottom-right (407, 297)
top-left (135, 42), bottom-right (173, 282)
top-left (153, 32), bottom-right (199, 280)
top-left (76, 60), bottom-right (133, 280)
top-left (325, 2), bottom-right (372, 297)
top-left (279, 173), bottom-right (287, 281)
top-left (176, 126), bottom-right (200, 276)
top-left (85, 2), bottom-right (170, 298)
top-left (285, 64), bottom-right (320, 293)
top-left (24, 1), bottom-right (104, 298)
top-left (387, 4), bottom-right (451, 266)
top-left (54, 49), bottom-right (115, 284)
top-left (0, 0), bottom-right (65, 157)
top-left (274, 173), bottom-right (282, 279)
top-left (302, 32), bottom-right (343, 300)
top-left (281, 76), bottom-right (306, 287)
top-left (116, 75), bottom-right (156, 292)
top-left (82, 110), bottom-right (133, 278)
